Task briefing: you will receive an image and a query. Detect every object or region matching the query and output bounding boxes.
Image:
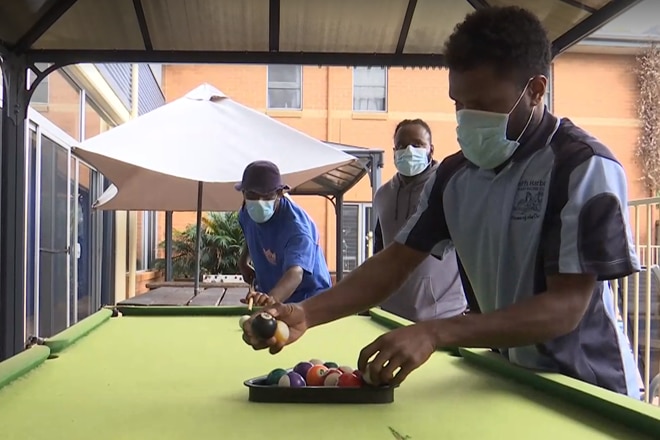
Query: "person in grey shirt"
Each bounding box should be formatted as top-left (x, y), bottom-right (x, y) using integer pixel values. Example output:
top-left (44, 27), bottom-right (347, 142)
top-left (373, 119), bottom-right (467, 321)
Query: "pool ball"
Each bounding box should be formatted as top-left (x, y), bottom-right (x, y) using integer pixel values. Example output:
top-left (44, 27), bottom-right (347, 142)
top-left (238, 315), bottom-right (251, 329)
top-left (278, 371), bottom-right (306, 388)
top-left (274, 320), bottom-right (289, 344)
top-left (338, 365), bottom-right (354, 374)
top-left (266, 368), bottom-right (288, 385)
top-left (251, 312), bottom-right (278, 339)
top-left (293, 361), bottom-right (314, 379)
top-left (323, 370), bottom-right (342, 386)
top-left (362, 366), bottom-right (377, 386)
top-left (337, 372), bottom-right (362, 387)
top-left (309, 358), bottom-right (324, 365)
top-left (305, 365), bottom-right (329, 386)
top-left (323, 361), bottom-right (338, 369)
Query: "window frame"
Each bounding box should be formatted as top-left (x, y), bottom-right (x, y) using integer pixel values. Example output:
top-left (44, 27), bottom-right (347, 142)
top-left (266, 65), bottom-right (303, 110)
top-left (352, 66), bottom-right (388, 113)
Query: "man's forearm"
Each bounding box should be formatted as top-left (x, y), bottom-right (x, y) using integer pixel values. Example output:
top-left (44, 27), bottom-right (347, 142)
top-left (302, 243), bottom-right (426, 329)
top-left (269, 266), bottom-right (304, 302)
top-left (428, 288), bottom-right (591, 350)
top-left (239, 245), bottom-right (249, 265)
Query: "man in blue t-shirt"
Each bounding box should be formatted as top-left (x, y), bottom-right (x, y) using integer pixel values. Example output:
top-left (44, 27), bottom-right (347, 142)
top-left (236, 160), bottom-right (331, 306)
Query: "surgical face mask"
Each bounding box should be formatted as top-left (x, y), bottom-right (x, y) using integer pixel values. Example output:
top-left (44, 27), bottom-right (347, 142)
top-left (456, 82), bottom-right (535, 170)
top-left (245, 199), bottom-right (277, 223)
top-left (394, 145), bottom-right (430, 177)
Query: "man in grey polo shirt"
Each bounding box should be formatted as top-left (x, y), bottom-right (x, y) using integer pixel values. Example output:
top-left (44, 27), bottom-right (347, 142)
top-left (242, 6), bottom-right (642, 399)
top-left (373, 118), bottom-right (467, 321)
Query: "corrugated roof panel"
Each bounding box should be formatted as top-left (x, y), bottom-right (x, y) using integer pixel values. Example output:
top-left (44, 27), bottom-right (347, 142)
top-left (142, 0), bottom-right (269, 51)
top-left (34, 0), bottom-right (143, 50)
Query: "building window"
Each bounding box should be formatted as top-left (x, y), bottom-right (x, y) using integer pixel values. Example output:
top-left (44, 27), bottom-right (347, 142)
top-left (353, 67), bottom-right (387, 112)
top-left (545, 65), bottom-right (553, 113)
top-left (267, 65), bottom-right (302, 110)
top-left (29, 63), bottom-right (50, 105)
top-left (341, 203), bottom-right (373, 272)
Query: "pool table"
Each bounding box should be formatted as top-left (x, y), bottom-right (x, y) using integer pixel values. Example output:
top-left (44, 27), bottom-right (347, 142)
top-left (1, 306), bottom-right (659, 440)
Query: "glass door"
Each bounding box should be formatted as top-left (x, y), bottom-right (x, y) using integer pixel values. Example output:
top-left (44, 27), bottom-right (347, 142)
top-left (38, 135), bottom-right (71, 337)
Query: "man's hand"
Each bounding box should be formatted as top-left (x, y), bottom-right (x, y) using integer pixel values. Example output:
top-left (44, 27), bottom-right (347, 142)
top-left (357, 322), bottom-right (436, 386)
top-left (241, 291), bottom-right (276, 307)
top-left (242, 303), bottom-right (309, 354)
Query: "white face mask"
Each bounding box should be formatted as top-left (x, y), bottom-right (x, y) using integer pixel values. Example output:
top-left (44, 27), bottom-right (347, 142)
top-left (245, 199), bottom-right (277, 223)
top-left (456, 82), bottom-right (535, 170)
top-left (394, 145), bottom-right (430, 177)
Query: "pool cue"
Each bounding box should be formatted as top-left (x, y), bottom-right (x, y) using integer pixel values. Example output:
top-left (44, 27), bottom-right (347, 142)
top-left (247, 280), bottom-right (255, 311)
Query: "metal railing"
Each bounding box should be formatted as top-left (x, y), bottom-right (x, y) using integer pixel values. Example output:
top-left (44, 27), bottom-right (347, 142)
top-left (613, 197), bottom-right (660, 404)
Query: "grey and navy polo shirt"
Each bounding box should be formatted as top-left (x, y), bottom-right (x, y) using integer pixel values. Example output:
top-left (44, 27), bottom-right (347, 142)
top-left (395, 109), bottom-right (641, 398)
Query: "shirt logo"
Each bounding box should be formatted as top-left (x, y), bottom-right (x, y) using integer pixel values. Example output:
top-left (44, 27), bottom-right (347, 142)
top-left (511, 179), bottom-right (546, 221)
top-left (263, 248), bottom-right (277, 265)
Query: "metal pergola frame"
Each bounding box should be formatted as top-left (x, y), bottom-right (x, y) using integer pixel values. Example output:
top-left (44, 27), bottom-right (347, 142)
top-left (0, 0), bottom-right (642, 360)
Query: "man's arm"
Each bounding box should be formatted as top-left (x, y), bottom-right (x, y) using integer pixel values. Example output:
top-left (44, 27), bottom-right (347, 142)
top-left (268, 266), bottom-right (304, 303)
top-left (303, 169), bottom-right (452, 328)
top-left (269, 234), bottom-right (316, 302)
top-left (433, 153), bottom-right (639, 349)
top-left (428, 273), bottom-right (595, 349)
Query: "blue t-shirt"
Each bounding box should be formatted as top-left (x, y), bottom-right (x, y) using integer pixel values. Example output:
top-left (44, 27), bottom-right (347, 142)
top-left (238, 196), bottom-right (331, 303)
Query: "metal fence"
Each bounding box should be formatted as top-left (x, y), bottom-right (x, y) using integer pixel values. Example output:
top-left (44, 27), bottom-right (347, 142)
top-left (613, 197), bottom-right (660, 404)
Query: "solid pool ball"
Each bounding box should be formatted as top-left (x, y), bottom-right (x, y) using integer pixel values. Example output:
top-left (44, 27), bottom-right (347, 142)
top-left (309, 358), bottom-right (324, 365)
top-left (274, 320), bottom-right (290, 344)
top-left (238, 315), bottom-right (251, 329)
top-left (293, 361), bottom-right (314, 378)
top-left (251, 312), bottom-right (278, 339)
top-left (278, 371), bottom-right (306, 388)
top-left (323, 361), bottom-right (338, 369)
top-left (323, 370), bottom-right (342, 386)
top-left (306, 365), bottom-right (329, 386)
top-left (266, 368), bottom-right (288, 385)
top-left (337, 372), bottom-right (362, 387)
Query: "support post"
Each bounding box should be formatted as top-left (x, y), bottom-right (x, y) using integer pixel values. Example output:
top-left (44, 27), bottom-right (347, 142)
top-left (0, 55), bottom-right (29, 360)
top-left (164, 211), bottom-right (173, 281)
top-left (335, 194), bottom-right (344, 282)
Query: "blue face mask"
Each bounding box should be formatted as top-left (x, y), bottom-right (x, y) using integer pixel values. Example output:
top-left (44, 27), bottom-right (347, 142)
top-left (245, 199), bottom-right (277, 223)
top-left (456, 82), bottom-right (534, 170)
top-left (394, 145), bottom-right (430, 177)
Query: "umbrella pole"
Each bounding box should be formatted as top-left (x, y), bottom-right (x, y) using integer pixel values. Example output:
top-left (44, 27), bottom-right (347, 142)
top-left (193, 181), bottom-right (204, 296)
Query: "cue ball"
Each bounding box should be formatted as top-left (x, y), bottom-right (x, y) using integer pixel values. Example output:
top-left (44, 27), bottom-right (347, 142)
top-left (274, 320), bottom-right (290, 344)
top-left (238, 315), bottom-right (250, 329)
top-left (278, 371), bottom-right (306, 388)
top-left (251, 312), bottom-right (278, 339)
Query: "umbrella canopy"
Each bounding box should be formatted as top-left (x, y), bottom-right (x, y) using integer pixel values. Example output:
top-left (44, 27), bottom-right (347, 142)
top-left (72, 83), bottom-right (355, 211)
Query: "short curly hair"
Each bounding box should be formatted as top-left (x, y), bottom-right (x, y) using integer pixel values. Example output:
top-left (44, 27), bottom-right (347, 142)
top-left (394, 119), bottom-right (433, 143)
top-left (444, 6), bottom-right (552, 82)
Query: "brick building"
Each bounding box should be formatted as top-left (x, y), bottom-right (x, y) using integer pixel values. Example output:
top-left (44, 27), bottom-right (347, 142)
top-left (161, 48), bottom-right (648, 274)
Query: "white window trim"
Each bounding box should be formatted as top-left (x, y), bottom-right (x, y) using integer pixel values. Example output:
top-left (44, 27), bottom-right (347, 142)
top-left (351, 66), bottom-right (388, 113)
top-left (266, 65), bottom-right (303, 110)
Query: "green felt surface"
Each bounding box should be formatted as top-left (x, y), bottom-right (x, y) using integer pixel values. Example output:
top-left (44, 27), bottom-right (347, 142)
top-left (0, 312), bottom-right (656, 440)
top-left (0, 345), bottom-right (50, 391)
top-left (44, 308), bottom-right (113, 354)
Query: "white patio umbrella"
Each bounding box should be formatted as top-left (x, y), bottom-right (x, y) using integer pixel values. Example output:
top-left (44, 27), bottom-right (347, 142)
top-left (72, 83), bottom-right (354, 294)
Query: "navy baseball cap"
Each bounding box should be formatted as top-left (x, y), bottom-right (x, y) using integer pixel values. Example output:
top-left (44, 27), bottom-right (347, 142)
top-left (234, 160), bottom-right (290, 194)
